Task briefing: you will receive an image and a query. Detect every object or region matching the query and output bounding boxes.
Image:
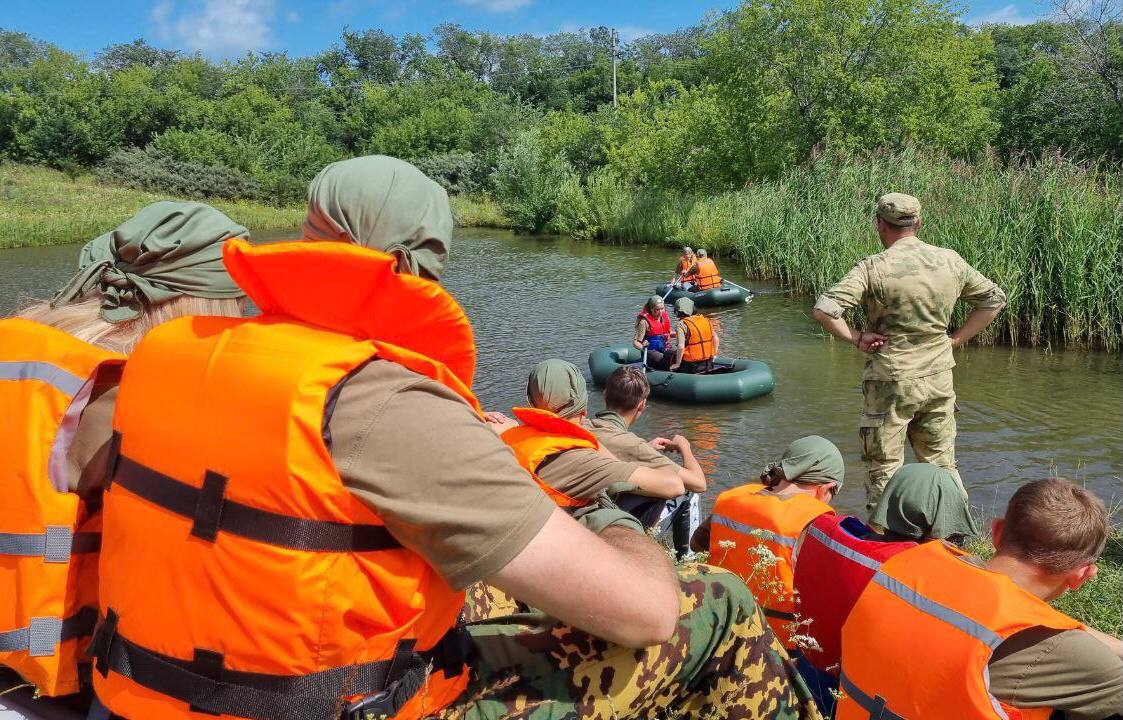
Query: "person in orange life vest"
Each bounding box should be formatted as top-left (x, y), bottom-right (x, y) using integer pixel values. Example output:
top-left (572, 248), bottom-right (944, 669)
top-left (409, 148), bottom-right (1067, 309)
top-left (684, 248), bottom-right (722, 291)
top-left (675, 246), bottom-right (697, 289)
top-left (634, 295), bottom-right (674, 370)
top-left (838, 478), bottom-right (1123, 720)
top-left (790, 463), bottom-right (979, 715)
top-left (670, 297), bottom-right (719, 374)
top-left (484, 359), bottom-right (684, 515)
top-left (85, 157), bottom-right (692, 720)
top-left (0, 202), bottom-right (246, 698)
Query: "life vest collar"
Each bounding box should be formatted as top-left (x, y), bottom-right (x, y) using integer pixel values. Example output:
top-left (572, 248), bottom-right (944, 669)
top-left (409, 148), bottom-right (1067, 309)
top-left (223, 239), bottom-right (476, 391)
top-left (511, 407), bottom-right (599, 448)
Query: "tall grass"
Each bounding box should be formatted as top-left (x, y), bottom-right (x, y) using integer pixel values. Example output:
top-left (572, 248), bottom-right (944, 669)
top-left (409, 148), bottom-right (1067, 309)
top-left (557, 150), bottom-right (1123, 351)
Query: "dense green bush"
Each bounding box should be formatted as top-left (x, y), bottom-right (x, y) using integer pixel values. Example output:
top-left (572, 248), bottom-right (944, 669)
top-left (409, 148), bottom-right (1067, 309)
top-left (97, 147), bottom-right (261, 201)
top-left (492, 131), bottom-right (574, 233)
top-left (412, 151), bottom-right (490, 195)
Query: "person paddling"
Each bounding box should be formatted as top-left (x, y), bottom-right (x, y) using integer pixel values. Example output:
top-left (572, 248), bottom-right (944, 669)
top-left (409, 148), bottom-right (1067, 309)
top-left (685, 248), bottom-right (722, 291)
top-left (634, 295), bottom-right (673, 369)
top-left (675, 246), bottom-right (697, 289)
top-left (837, 478), bottom-right (1123, 720)
top-left (670, 297), bottom-right (719, 373)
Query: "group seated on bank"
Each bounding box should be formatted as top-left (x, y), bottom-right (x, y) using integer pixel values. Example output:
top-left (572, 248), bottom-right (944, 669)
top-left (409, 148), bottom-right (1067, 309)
top-left (0, 154), bottom-right (1119, 720)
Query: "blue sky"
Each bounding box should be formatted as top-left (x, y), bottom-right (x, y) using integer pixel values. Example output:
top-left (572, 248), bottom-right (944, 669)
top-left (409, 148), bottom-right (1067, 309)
top-left (8, 0), bottom-right (1050, 60)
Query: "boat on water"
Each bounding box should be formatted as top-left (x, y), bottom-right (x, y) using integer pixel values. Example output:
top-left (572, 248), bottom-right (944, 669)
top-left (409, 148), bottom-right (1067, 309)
top-left (655, 282), bottom-right (751, 307)
top-left (588, 344), bottom-right (774, 404)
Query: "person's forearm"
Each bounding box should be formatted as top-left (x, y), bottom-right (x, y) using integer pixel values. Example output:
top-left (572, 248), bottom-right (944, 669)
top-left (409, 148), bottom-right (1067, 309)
top-left (812, 309), bottom-right (859, 346)
top-left (630, 466), bottom-right (685, 499)
top-left (950, 306), bottom-right (1002, 348)
top-left (677, 443), bottom-right (706, 492)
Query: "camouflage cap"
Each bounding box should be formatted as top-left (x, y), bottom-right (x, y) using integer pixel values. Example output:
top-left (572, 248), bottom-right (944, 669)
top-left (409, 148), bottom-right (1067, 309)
top-left (876, 193), bottom-right (921, 227)
top-left (674, 297), bottom-right (695, 316)
top-left (697, 248), bottom-right (708, 258)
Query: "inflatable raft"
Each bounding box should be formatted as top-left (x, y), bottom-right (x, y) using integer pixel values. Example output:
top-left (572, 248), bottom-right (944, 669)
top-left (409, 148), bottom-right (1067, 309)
top-left (656, 282), bottom-right (751, 307)
top-left (588, 344), bottom-right (774, 404)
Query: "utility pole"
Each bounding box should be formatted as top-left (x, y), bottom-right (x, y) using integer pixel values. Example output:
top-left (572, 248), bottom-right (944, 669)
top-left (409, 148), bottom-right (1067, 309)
top-left (611, 28), bottom-right (618, 108)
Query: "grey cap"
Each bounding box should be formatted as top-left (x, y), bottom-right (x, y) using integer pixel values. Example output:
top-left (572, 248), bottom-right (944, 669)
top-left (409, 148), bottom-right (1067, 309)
top-left (674, 297), bottom-right (695, 316)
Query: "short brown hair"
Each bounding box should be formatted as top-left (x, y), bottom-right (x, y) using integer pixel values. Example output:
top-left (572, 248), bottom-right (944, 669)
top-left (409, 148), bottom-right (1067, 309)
top-left (604, 366), bottom-right (650, 412)
top-left (1000, 478), bottom-right (1109, 572)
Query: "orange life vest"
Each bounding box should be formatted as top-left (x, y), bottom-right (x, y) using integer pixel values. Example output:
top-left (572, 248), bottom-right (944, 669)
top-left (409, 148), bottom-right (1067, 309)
top-left (677, 255), bottom-right (695, 276)
top-left (0, 318), bottom-right (123, 697)
top-left (680, 315), bottom-right (716, 364)
top-left (709, 483), bottom-right (832, 648)
top-left (693, 258), bottom-right (721, 290)
top-left (90, 240), bottom-right (475, 720)
top-left (837, 541), bottom-right (1084, 720)
top-left (500, 407), bottom-right (599, 509)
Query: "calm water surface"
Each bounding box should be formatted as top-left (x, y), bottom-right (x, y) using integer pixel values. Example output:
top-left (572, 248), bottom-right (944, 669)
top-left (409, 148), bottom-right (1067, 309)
top-left (3, 228), bottom-right (1120, 518)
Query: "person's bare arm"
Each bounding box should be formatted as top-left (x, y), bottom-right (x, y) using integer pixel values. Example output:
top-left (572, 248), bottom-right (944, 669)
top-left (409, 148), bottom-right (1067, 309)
top-left (949, 306), bottom-right (1002, 349)
top-left (811, 310), bottom-right (886, 353)
top-left (490, 508), bottom-right (679, 648)
top-left (632, 318), bottom-right (647, 351)
top-left (626, 464), bottom-right (685, 499)
top-left (650, 435), bottom-right (706, 492)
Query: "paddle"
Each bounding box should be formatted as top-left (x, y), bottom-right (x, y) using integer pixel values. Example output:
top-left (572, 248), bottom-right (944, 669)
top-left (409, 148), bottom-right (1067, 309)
top-left (661, 281), bottom-right (677, 301)
top-left (721, 278), bottom-right (754, 301)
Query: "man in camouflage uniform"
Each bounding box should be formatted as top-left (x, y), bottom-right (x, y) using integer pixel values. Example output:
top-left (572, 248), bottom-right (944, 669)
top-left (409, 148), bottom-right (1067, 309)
top-left (812, 193), bottom-right (1006, 511)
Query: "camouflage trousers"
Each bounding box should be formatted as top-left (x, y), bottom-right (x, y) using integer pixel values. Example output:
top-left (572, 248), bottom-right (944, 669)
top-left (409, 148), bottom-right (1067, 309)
top-left (435, 564), bottom-right (822, 720)
top-left (859, 369), bottom-right (965, 511)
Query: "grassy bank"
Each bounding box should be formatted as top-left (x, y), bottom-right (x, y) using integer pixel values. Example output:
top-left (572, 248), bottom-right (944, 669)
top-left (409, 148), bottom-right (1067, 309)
top-left (0, 163), bottom-right (305, 249)
top-left (451, 194), bottom-right (512, 229)
top-left (554, 151), bottom-right (1123, 351)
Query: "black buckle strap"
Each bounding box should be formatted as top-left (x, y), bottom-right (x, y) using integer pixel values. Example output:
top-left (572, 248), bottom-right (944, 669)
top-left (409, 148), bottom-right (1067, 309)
top-left (421, 626), bottom-right (471, 679)
top-left (89, 612), bottom-right (426, 720)
top-left (761, 607), bottom-right (797, 621)
top-left (839, 672), bottom-right (905, 720)
top-left (61, 606), bottom-right (99, 642)
top-left (111, 454), bottom-right (402, 553)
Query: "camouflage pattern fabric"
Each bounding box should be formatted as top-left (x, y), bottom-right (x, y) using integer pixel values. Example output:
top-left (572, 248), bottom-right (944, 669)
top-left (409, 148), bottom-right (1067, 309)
top-left (813, 236), bottom-right (1006, 382)
top-left (438, 564), bottom-right (823, 720)
top-left (859, 369), bottom-right (964, 510)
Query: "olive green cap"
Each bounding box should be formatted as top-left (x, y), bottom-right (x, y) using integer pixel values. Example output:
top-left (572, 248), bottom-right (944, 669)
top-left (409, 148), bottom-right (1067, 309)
top-left (674, 297), bottom-right (695, 316)
top-left (876, 193), bottom-right (921, 227)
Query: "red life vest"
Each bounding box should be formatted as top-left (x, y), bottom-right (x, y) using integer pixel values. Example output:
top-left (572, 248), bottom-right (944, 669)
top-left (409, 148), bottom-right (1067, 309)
top-left (91, 240), bottom-right (474, 720)
top-left (791, 513), bottom-right (915, 672)
top-left (638, 309), bottom-right (671, 346)
top-left (0, 318), bottom-right (124, 696)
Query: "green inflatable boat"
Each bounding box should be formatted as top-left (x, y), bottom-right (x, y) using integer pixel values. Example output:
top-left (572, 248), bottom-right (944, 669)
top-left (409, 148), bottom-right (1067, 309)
top-left (588, 344), bottom-right (774, 404)
top-left (656, 282), bottom-right (751, 307)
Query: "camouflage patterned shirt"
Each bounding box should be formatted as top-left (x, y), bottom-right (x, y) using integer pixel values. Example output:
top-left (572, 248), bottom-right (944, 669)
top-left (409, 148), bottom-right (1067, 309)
top-left (814, 236), bottom-right (1006, 381)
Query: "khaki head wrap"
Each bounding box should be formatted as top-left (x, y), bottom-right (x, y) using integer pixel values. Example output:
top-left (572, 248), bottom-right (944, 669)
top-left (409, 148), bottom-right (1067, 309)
top-left (303, 155), bottom-right (453, 280)
top-left (674, 297), bottom-right (695, 316)
top-left (870, 464), bottom-right (979, 542)
top-left (526, 359), bottom-right (588, 419)
top-left (51, 201), bottom-right (247, 323)
top-left (778, 435), bottom-right (845, 489)
top-left (876, 193), bottom-right (921, 227)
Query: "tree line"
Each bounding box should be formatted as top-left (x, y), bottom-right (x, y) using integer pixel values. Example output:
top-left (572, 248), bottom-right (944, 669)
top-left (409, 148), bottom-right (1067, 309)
top-left (0, 0), bottom-right (1120, 215)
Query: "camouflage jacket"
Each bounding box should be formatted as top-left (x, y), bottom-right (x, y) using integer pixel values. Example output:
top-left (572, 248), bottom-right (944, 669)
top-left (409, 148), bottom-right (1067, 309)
top-left (814, 237), bottom-right (1006, 381)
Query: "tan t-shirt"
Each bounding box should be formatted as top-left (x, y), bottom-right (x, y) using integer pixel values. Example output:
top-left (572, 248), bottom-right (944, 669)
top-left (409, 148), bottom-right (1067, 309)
top-left (535, 446), bottom-right (638, 502)
top-left (69, 358), bottom-right (557, 592)
top-left (583, 412), bottom-right (675, 497)
top-left (813, 236), bottom-right (1006, 381)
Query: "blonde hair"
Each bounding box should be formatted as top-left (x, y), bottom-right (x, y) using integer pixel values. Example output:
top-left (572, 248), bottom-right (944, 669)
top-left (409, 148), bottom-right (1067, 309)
top-left (18, 294), bottom-right (244, 355)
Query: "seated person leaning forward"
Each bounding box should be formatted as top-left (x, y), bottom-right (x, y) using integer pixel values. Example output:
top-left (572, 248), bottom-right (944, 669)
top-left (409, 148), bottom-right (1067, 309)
top-left (484, 359), bottom-right (685, 512)
top-left (684, 248), bottom-right (722, 290)
top-left (585, 366), bottom-right (707, 551)
top-left (670, 297), bottom-right (718, 374)
top-left (675, 245), bottom-right (697, 289)
top-left (84, 156), bottom-right (821, 720)
top-left (633, 295), bottom-right (674, 370)
top-left (0, 202), bottom-right (246, 700)
top-left (837, 478), bottom-right (1123, 720)
top-left (791, 463), bottom-right (980, 715)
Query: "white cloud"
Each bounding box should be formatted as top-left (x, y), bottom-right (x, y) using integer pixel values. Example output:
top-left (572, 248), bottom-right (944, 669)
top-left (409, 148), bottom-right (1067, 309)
top-left (456, 0), bottom-right (533, 12)
top-left (286, 9), bottom-right (300, 23)
top-left (973, 3), bottom-right (1040, 26)
top-left (151, 0), bottom-right (276, 56)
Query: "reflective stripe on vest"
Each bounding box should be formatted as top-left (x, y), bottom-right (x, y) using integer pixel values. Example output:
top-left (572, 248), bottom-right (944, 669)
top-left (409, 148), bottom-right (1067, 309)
top-left (0, 318), bottom-right (123, 697)
top-left (709, 484), bottom-right (831, 648)
top-left (93, 241), bottom-right (473, 720)
top-left (792, 514), bottom-right (916, 672)
top-left (693, 258), bottom-right (721, 289)
top-left (681, 315), bottom-right (715, 363)
top-left (837, 541), bottom-right (1083, 720)
top-left (502, 407), bottom-right (599, 508)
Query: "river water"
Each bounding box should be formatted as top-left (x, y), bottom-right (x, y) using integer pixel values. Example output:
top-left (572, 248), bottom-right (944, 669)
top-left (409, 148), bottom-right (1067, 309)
top-left (3, 227), bottom-right (1120, 518)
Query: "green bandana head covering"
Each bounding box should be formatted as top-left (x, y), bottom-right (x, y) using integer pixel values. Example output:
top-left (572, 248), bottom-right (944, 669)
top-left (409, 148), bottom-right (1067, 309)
top-left (303, 155), bottom-right (453, 280)
top-left (778, 435), bottom-right (845, 489)
top-left (674, 297), bottom-right (695, 316)
top-left (644, 295), bottom-right (664, 315)
top-left (870, 463), bottom-right (979, 542)
top-left (51, 201), bottom-right (247, 323)
top-left (526, 359), bottom-right (588, 419)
